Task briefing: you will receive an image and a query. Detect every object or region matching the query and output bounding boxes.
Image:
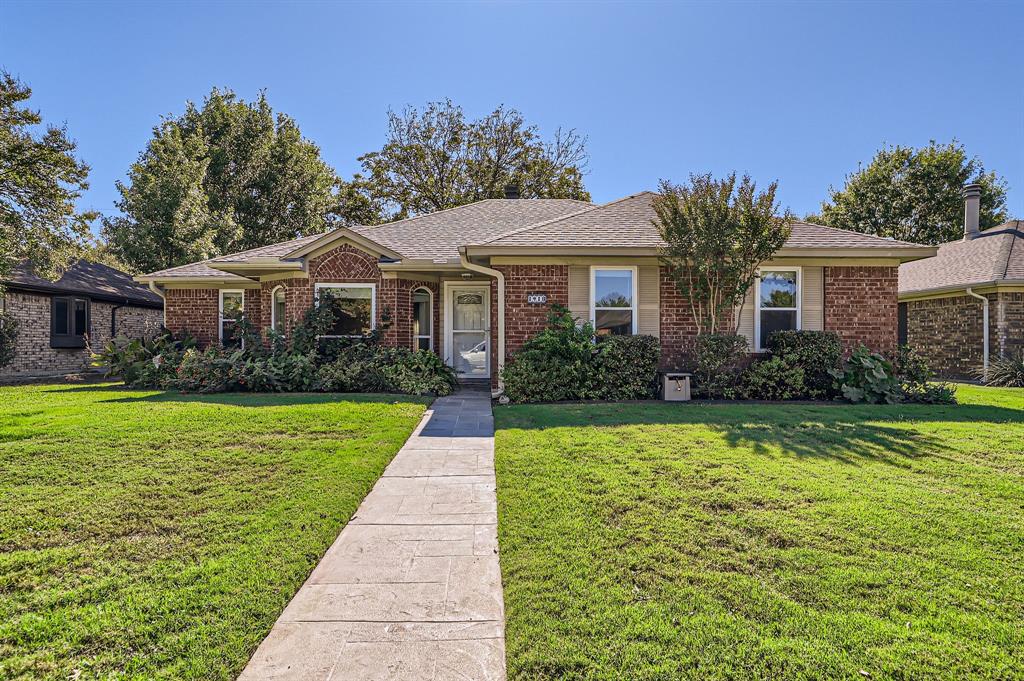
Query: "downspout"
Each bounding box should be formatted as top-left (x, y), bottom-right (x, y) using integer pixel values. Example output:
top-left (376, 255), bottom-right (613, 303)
top-left (966, 288), bottom-right (989, 381)
top-left (148, 281), bottom-right (167, 328)
top-left (459, 247), bottom-right (505, 397)
top-left (110, 300), bottom-right (126, 337)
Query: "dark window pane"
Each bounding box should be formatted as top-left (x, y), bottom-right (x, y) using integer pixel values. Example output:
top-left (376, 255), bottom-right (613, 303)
top-left (760, 310), bottom-right (797, 348)
top-left (73, 300), bottom-right (88, 335)
top-left (760, 271), bottom-right (797, 308)
top-left (413, 298), bottom-right (429, 338)
top-left (595, 309), bottom-right (633, 336)
top-left (417, 336), bottom-right (431, 351)
top-left (594, 270), bottom-right (633, 307)
top-left (54, 298), bottom-right (69, 335)
top-left (221, 292), bottom-right (243, 319)
top-left (222, 321), bottom-right (240, 348)
top-left (273, 290), bottom-right (286, 332)
top-left (329, 297), bottom-right (372, 335)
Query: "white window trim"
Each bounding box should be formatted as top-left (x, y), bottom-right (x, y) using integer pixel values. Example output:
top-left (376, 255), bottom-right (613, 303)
top-left (219, 289), bottom-right (245, 344)
top-left (270, 285), bottom-right (286, 333)
top-left (412, 286), bottom-right (433, 352)
top-left (589, 265), bottom-right (638, 335)
top-left (314, 282), bottom-right (377, 338)
top-left (754, 266), bottom-right (802, 352)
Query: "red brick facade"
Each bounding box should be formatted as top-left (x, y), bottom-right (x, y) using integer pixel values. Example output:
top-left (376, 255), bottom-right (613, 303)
top-left (659, 267), bottom-right (701, 369)
top-left (164, 288), bottom-right (221, 346)
top-left (824, 266), bottom-right (899, 355)
top-left (495, 265), bottom-right (569, 355)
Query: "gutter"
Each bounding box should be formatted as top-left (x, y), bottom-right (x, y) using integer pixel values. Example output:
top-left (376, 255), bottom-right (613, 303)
top-left (965, 288), bottom-right (989, 381)
top-left (148, 281), bottom-right (167, 327)
top-left (458, 247), bottom-right (505, 397)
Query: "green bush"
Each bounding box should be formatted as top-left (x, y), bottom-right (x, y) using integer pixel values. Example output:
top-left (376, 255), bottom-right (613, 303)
top-left (739, 356), bottom-right (805, 400)
top-left (316, 346), bottom-right (457, 396)
top-left (766, 331), bottom-right (842, 399)
top-left (978, 350), bottom-right (1024, 388)
top-left (896, 345), bottom-right (957, 404)
top-left (94, 330), bottom-right (197, 388)
top-left (500, 305), bottom-right (660, 403)
top-left (830, 346), bottom-right (902, 404)
top-left (0, 309), bottom-right (17, 369)
top-left (694, 334), bottom-right (749, 399)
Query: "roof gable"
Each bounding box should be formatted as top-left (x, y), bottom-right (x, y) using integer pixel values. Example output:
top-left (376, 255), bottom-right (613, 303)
top-left (899, 221), bottom-right (1024, 294)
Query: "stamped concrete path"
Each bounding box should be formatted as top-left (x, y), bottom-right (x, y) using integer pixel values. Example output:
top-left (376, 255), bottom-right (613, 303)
top-left (239, 385), bottom-right (504, 680)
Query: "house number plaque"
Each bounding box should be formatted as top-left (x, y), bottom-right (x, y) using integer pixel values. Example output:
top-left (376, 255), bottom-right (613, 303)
top-left (526, 293), bottom-right (548, 305)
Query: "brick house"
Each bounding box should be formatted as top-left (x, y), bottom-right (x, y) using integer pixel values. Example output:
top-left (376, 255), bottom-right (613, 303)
top-left (1, 261), bottom-right (164, 380)
top-left (136, 190), bottom-right (935, 393)
top-left (900, 184), bottom-right (1024, 380)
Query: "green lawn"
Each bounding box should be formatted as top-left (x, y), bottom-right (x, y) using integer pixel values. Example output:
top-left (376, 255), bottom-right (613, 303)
top-left (494, 385), bottom-right (1024, 680)
top-left (0, 383), bottom-right (429, 680)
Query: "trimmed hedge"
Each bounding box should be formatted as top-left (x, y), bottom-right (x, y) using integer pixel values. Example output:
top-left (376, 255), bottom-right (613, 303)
top-left (500, 305), bottom-right (660, 403)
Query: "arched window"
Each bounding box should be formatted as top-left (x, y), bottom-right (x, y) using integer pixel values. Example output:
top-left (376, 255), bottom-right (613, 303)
top-left (412, 288), bottom-right (432, 351)
top-left (270, 286), bottom-right (286, 333)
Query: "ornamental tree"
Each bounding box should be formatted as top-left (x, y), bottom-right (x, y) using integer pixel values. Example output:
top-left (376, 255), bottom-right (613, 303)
top-left (653, 173), bottom-right (792, 335)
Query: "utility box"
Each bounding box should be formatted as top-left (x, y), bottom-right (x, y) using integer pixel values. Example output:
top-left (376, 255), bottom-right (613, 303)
top-left (662, 373), bottom-right (692, 401)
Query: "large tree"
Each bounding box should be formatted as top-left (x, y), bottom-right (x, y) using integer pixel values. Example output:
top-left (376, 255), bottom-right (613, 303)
top-left (811, 141), bottom-right (1009, 244)
top-left (0, 71), bottom-right (95, 281)
top-left (654, 173), bottom-right (792, 335)
top-left (352, 99), bottom-right (590, 220)
top-left (104, 88), bottom-right (341, 273)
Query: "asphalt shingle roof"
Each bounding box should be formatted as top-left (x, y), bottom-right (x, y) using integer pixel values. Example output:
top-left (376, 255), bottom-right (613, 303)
top-left (481, 192), bottom-right (929, 250)
top-left (210, 234), bottom-right (323, 262)
top-left (4, 261), bottom-right (163, 306)
top-left (899, 221), bottom-right (1024, 294)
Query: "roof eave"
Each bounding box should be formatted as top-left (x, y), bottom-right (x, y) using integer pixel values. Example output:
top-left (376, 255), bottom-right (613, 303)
top-left (899, 279), bottom-right (1024, 300)
top-left (464, 245), bottom-right (937, 260)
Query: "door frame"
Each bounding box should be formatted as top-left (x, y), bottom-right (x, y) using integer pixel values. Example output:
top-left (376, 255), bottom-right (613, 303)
top-left (443, 281), bottom-right (491, 378)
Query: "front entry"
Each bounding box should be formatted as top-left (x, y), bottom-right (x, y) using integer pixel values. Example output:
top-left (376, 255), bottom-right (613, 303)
top-left (444, 283), bottom-right (490, 379)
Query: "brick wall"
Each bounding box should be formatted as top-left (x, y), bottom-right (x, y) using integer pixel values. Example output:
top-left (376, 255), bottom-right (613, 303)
top-left (164, 288), bottom-right (221, 346)
top-left (659, 266), bottom-right (700, 369)
top-left (824, 266), bottom-right (899, 355)
top-left (1, 291), bottom-right (162, 379)
top-left (379, 278), bottom-right (439, 350)
top-left (496, 265), bottom-right (569, 356)
top-left (906, 291), bottom-right (1023, 380)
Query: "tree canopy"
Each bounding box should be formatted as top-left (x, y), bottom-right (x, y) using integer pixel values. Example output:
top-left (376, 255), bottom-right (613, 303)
top-left (103, 88), bottom-right (341, 273)
top-left (810, 141), bottom-right (1009, 244)
top-left (0, 71), bottom-right (95, 281)
top-left (348, 99), bottom-right (590, 221)
top-left (654, 173), bottom-right (792, 335)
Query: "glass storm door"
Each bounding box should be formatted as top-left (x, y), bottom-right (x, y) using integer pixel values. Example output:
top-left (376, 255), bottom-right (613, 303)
top-left (447, 286), bottom-right (489, 377)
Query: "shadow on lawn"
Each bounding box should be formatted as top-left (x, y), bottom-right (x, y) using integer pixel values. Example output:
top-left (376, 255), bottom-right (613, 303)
top-left (496, 401), bottom-right (1024, 466)
top-left (44, 384), bottom-right (426, 408)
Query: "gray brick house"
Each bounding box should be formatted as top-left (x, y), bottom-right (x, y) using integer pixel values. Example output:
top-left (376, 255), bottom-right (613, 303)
top-left (899, 185), bottom-right (1024, 380)
top-left (1, 261), bottom-right (164, 381)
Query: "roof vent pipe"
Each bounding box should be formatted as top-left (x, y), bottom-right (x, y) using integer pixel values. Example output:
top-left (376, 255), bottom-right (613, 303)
top-left (504, 184), bottom-right (521, 200)
top-left (963, 183), bottom-right (982, 240)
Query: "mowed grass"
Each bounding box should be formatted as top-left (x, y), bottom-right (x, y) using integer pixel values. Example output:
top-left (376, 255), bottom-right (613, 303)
top-left (494, 385), bottom-right (1024, 680)
top-left (0, 383), bottom-right (429, 680)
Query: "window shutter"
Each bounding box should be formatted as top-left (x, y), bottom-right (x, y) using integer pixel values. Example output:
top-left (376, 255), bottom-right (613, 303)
top-left (801, 266), bottom-right (824, 331)
top-left (736, 286), bottom-right (755, 351)
top-left (568, 265), bottom-right (589, 324)
top-left (637, 265), bottom-right (660, 337)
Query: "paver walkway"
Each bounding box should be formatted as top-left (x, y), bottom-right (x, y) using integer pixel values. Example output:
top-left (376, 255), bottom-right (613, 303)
top-left (240, 385), bottom-right (504, 680)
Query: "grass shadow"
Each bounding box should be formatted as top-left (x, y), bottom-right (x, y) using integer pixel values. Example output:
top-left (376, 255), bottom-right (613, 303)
top-left (495, 401), bottom-right (1024, 466)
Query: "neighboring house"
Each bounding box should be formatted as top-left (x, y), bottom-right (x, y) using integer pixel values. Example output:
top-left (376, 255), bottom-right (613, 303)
top-left (135, 189), bottom-right (935, 392)
top-left (1, 261), bottom-right (164, 380)
top-left (899, 184), bottom-right (1024, 380)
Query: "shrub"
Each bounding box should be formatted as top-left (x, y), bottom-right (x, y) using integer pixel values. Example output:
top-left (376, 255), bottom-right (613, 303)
top-left (0, 310), bottom-right (19, 369)
top-left (316, 345), bottom-right (457, 396)
top-left (94, 330), bottom-right (197, 388)
top-left (896, 345), bottom-right (957, 404)
top-left (500, 305), bottom-right (660, 403)
top-left (693, 334), bottom-right (749, 399)
top-left (593, 335), bottom-right (660, 400)
top-left (739, 356), bottom-right (805, 400)
top-left (766, 331), bottom-right (842, 398)
top-left (829, 345), bottom-right (901, 404)
top-left (978, 350), bottom-right (1024, 388)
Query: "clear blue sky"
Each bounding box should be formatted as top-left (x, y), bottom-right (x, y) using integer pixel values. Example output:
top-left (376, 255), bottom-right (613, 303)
top-left (4, 0), bottom-right (1023, 228)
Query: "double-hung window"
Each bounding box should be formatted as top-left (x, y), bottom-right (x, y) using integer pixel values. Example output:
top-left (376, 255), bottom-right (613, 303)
top-left (220, 290), bottom-right (244, 347)
top-left (315, 283), bottom-right (376, 337)
top-left (51, 296), bottom-right (90, 348)
top-left (591, 266), bottom-right (637, 336)
top-left (412, 288), bottom-right (432, 351)
top-left (755, 268), bottom-right (800, 351)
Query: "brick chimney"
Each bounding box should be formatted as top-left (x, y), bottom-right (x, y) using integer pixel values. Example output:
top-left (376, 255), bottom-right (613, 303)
top-left (963, 183), bottom-right (981, 240)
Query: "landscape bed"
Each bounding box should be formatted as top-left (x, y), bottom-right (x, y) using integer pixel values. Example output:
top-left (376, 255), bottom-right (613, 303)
top-left (494, 384), bottom-right (1024, 679)
top-left (0, 383), bottom-right (429, 680)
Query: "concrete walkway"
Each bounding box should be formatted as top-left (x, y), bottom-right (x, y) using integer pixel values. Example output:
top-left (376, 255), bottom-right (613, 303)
top-left (240, 386), bottom-right (504, 681)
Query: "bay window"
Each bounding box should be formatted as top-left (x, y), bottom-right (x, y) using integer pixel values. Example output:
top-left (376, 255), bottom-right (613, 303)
top-left (755, 268), bottom-right (800, 351)
top-left (591, 266), bottom-right (637, 336)
top-left (315, 283), bottom-right (376, 337)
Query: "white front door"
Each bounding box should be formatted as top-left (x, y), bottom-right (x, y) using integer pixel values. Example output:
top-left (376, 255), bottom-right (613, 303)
top-left (445, 284), bottom-right (489, 378)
